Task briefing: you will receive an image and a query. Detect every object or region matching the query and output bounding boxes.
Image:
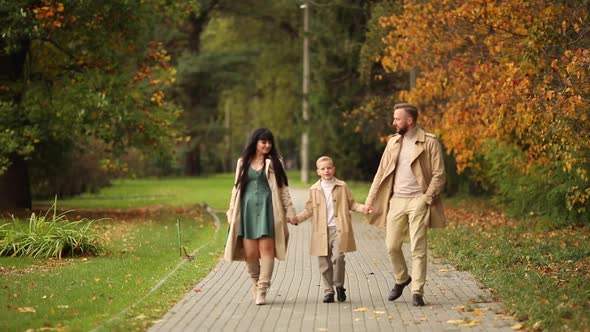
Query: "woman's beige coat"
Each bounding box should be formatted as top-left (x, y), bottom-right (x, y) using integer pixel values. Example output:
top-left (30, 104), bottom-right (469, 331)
top-left (223, 158), bottom-right (296, 262)
top-left (296, 178), bottom-right (364, 256)
top-left (365, 128), bottom-right (446, 228)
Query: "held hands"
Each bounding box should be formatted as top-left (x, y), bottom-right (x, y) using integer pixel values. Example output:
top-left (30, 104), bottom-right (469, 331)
top-left (361, 205), bottom-right (373, 215)
top-left (287, 216), bottom-right (299, 225)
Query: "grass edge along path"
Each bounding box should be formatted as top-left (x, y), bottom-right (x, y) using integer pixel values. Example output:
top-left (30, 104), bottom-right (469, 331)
top-left (430, 197), bottom-right (590, 332)
top-left (91, 205), bottom-right (222, 331)
top-left (0, 206), bottom-right (227, 332)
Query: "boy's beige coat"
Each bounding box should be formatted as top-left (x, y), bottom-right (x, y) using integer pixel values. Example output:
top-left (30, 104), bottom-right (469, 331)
top-left (296, 178), bottom-right (364, 256)
top-left (224, 159), bottom-right (296, 262)
top-left (365, 128), bottom-right (446, 228)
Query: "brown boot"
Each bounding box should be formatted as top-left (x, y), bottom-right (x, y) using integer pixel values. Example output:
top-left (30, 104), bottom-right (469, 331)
top-left (245, 260), bottom-right (260, 300)
top-left (256, 258), bottom-right (274, 305)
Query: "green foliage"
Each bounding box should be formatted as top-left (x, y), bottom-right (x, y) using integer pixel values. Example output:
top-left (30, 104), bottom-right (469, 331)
top-left (0, 0), bottom-right (181, 193)
top-left (474, 139), bottom-right (589, 225)
top-left (0, 199), bottom-right (103, 258)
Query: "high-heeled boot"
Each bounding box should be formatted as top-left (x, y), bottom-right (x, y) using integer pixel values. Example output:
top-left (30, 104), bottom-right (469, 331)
top-left (255, 258), bottom-right (274, 305)
top-left (245, 260), bottom-right (260, 300)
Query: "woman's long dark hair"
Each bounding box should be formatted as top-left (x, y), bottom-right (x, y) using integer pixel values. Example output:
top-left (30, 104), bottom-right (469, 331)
top-left (235, 128), bottom-right (289, 189)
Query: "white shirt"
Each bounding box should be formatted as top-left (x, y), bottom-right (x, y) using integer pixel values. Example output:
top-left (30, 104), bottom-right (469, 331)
top-left (320, 178), bottom-right (336, 227)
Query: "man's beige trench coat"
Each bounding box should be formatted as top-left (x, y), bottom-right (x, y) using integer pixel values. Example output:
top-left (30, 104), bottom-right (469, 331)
top-left (296, 178), bottom-right (364, 256)
top-left (365, 128), bottom-right (446, 228)
top-left (223, 158), bottom-right (296, 262)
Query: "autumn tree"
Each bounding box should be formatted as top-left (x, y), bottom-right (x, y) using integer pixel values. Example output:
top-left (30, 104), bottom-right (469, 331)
top-left (0, 0), bottom-right (180, 209)
top-left (375, 0), bottom-right (589, 223)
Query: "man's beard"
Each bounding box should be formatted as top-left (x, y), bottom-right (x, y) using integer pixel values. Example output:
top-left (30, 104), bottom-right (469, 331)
top-left (397, 125), bottom-right (408, 135)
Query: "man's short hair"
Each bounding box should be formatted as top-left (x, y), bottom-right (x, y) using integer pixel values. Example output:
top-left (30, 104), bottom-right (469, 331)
top-left (394, 103), bottom-right (419, 122)
top-left (316, 156), bottom-right (334, 167)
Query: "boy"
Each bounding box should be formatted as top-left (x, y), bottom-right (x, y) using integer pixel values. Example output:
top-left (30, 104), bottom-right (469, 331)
top-left (292, 156), bottom-right (369, 303)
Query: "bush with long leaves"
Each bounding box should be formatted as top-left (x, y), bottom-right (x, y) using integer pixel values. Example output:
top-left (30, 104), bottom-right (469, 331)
top-left (0, 200), bottom-right (104, 258)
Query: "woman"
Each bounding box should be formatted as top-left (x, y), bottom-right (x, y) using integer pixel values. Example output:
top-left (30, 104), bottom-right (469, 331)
top-left (224, 128), bottom-right (296, 305)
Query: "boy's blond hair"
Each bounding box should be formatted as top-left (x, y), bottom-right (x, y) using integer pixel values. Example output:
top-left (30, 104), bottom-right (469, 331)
top-left (316, 156), bottom-right (334, 168)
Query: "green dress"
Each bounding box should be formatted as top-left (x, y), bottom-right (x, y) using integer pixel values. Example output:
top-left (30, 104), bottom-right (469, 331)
top-left (238, 166), bottom-right (275, 239)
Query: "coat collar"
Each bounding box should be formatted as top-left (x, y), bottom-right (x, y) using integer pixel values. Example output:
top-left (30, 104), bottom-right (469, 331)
top-left (310, 177), bottom-right (345, 190)
top-left (392, 127), bottom-right (426, 144)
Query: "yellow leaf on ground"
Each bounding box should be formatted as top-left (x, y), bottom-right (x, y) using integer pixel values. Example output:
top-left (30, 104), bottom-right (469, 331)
top-left (447, 318), bottom-right (480, 327)
top-left (353, 307), bottom-right (368, 312)
top-left (511, 323), bottom-right (524, 330)
top-left (8, 306), bottom-right (36, 313)
top-left (438, 268), bottom-right (452, 272)
top-left (471, 309), bottom-right (484, 316)
top-left (373, 310), bottom-right (386, 314)
top-left (462, 319), bottom-right (480, 327)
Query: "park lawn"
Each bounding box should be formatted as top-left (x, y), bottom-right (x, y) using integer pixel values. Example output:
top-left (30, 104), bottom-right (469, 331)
top-left (34, 174), bottom-right (235, 210)
top-left (22, 174), bottom-right (590, 331)
top-left (0, 211), bottom-right (228, 332)
top-left (34, 171), bottom-right (368, 211)
top-left (431, 196), bottom-right (590, 331)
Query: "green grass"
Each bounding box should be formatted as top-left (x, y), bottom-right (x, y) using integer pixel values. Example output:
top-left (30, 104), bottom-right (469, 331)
top-left (0, 213), bottom-right (228, 332)
top-left (430, 196), bottom-right (590, 331)
top-left (34, 171), bottom-right (368, 211)
top-left (21, 173), bottom-right (589, 331)
top-left (35, 174), bottom-right (236, 210)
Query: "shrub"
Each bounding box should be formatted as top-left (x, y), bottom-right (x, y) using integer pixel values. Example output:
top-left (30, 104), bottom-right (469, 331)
top-left (472, 139), bottom-right (589, 226)
top-left (0, 200), bottom-right (104, 258)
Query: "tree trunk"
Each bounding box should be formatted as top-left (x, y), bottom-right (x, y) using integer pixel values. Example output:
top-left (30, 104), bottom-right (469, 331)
top-left (0, 37), bottom-right (32, 209)
top-left (0, 154), bottom-right (32, 209)
top-left (184, 145), bottom-right (202, 176)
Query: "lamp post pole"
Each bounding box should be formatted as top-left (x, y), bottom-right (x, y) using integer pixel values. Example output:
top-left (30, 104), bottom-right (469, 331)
top-left (301, 0), bottom-right (310, 184)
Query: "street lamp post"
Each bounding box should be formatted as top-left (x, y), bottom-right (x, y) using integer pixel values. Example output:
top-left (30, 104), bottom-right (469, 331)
top-left (301, 0), bottom-right (310, 184)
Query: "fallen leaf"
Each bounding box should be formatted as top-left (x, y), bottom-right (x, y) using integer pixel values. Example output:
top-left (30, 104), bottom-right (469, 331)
top-left (511, 323), bottom-right (524, 330)
top-left (447, 319), bottom-right (480, 327)
top-left (438, 268), bottom-right (452, 272)
top-left (373, 310), bottom-right (385, 314)
top-left (353, 307), bottom-right (368, 312)
top-left (462, 319), bottom-right (480, 327)
top-left (8, 306), bottom-right (36, 313)
top-left (194, 287), bottom-right (202, 293)
top-left (471, 309), bottom-right (484, 316)
top-left (453, 305), bottom-right (468, 312)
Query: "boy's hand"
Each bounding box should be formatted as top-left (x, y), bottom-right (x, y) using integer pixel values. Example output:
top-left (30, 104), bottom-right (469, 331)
top-left (288, 216), bottom-right (298, 225)
top-left (362, 205), bottom-right (373, 214)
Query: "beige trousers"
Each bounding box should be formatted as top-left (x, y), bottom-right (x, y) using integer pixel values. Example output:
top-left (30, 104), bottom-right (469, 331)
top-left (386, 196), bottom-right (430, 296)
top-left (318, 226), bottom-right (345, 295)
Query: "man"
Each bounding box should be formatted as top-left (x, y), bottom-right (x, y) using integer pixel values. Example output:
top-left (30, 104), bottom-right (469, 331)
top-left (365, 103), bottom-right (446, 306)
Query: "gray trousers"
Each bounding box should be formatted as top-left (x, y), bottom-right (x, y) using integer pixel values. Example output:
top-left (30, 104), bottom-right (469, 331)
top-left (318, 226), bottom-right (345, 294)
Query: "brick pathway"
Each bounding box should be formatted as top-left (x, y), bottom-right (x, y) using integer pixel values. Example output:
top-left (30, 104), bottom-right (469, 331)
top-left (149, 189), bottom-right (516, 331)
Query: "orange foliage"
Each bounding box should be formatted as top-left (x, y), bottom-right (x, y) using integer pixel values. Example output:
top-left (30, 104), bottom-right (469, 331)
top-left (379, 0), bottom-right (589, 212)
top-left (32, 1), bottom-right (72, 29)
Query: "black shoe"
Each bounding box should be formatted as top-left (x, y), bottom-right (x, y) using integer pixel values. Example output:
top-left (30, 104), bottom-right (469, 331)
top-left (388, 277), bottom-right (411, 301)
top-left (323, 293), bottom-right (335, 303)
top-left (336, 287), bottom-right (346, 302)
top-left (412, 294), bottom-right (425, 306)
